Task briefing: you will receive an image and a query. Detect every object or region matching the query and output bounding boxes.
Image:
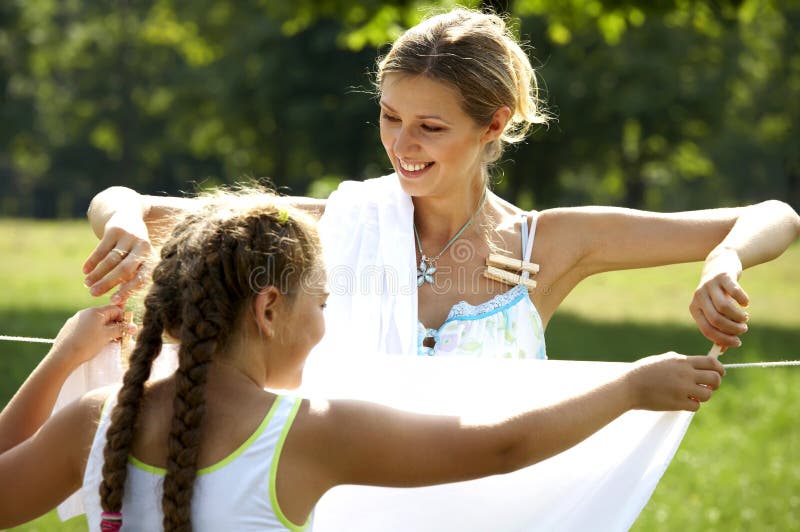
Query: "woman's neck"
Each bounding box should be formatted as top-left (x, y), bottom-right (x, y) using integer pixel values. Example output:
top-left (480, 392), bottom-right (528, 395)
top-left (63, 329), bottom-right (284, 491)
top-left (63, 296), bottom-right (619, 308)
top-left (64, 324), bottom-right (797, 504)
top-left (412, 185), bottom-right (487, 244)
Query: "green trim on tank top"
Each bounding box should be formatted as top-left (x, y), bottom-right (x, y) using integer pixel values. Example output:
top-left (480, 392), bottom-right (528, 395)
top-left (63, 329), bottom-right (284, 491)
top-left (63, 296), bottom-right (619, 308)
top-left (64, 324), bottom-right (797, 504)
top-left (127, 395), bottom-right (283, 477)
top-left (269, 398), bottom-right (311, 531)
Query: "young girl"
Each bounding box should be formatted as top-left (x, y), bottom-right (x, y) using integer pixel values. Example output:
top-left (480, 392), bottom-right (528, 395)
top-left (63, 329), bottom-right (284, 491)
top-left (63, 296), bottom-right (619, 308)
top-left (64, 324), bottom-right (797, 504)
top-left (0, 198), bottom-right (725, 531)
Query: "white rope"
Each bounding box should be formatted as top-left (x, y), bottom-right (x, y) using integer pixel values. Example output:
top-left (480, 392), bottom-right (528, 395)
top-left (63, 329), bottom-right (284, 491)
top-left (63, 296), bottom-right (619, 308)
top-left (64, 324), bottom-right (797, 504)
top-left (0, 335), bottom-right (55, 344)
top-left (1, 334), bottom-right (799, 368)
top-left (723, 360), bottom-right (800, 368)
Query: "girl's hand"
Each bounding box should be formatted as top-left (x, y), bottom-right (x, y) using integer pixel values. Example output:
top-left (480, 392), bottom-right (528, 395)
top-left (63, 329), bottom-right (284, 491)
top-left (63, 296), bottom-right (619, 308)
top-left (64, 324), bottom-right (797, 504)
top-left (626, 353), bottom-right (725, 412)
top-left (51, 305), bottom-right (137, 369)
top-left (82, 212), bottom-right (153, 305)
top-left (689, 247), bottom-right (750, 348)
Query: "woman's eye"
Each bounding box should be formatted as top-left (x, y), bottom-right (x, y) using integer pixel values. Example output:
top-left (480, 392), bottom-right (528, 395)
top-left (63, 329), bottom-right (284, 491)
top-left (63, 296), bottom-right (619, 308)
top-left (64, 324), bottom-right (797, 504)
top-left (422, 124), bottom-right (444, 132)
top-left (381, 113), bottom-right (400, 122)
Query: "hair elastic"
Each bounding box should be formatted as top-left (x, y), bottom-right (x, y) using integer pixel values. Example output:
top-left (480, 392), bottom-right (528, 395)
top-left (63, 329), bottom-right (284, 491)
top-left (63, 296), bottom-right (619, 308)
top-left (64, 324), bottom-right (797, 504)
top-left (100, 511), bottom-right (123, 531)
top-left (276, 208), bottom-right (290, 225)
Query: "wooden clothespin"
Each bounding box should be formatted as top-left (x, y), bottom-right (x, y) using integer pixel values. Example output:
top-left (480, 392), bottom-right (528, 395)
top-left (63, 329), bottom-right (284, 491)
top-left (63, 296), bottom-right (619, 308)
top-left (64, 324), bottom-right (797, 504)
top-left (486, 254), bottom-right (540, 275)
top-left (121, 311), bottom-right (134, 352)
top-left (707, 343), bottom-right (725, 360)
top-left (483, 254), bottom-right (539, 290)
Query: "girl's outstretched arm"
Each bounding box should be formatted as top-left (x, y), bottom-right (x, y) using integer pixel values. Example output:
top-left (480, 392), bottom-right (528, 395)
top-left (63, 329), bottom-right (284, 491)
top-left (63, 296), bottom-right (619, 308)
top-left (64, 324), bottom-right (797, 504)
top-left (0, 306), bottom-right (132, 527)
top-left (0, 305), bottom-right (133, 452)
top-left (0, 389), bottom-right (107, 527)
top-left (299, 353), bottom-right (724, 490)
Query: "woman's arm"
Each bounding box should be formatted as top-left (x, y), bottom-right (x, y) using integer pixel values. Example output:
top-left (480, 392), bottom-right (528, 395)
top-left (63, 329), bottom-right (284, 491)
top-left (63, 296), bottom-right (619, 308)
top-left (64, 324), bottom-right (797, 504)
top-left (300, 353), bottom-right (723, 490)
top-left (0, 305), bottom-right (131, 527)
top-left (553, 200), bottom-right (798, 274)
top-left (544, 200), bottom-right (800, 346)
top-left (84, 186), bottom-right (327, 303)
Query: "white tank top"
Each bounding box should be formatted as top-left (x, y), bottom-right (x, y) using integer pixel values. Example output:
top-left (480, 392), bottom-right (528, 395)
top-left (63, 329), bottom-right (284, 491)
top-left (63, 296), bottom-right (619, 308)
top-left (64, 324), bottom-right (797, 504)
top-left (417, 212), bottom-right (547, 359)
top-left (81, 392), bottom-right (311, 531)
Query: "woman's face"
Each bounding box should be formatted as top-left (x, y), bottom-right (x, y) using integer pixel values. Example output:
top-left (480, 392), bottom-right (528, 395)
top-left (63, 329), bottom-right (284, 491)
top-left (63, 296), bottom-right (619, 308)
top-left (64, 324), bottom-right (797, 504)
top-left (379, 74), bottom-right (489, 198)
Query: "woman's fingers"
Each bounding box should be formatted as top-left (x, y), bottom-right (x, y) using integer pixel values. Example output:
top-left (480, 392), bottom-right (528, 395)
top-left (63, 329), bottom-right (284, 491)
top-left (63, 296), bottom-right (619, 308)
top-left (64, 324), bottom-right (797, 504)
top-left (720, 275), bottom-right (750, 308)
top-left (90, 241), bottom-right (149, 296)
top-left (708, 284), bottom-right (749, 324)
top-left (85, 239), bottom-right (151, 297)
top-left (700, 290), bottom-right (747, 332)
top-left (690, 301), bottom-right (742, 347)
top-left (82, 231), bottom-right (119, 276)
top-left (84, 233), bottom-right (134, 289)
top-left (111, 263), bottom-right (150, 305)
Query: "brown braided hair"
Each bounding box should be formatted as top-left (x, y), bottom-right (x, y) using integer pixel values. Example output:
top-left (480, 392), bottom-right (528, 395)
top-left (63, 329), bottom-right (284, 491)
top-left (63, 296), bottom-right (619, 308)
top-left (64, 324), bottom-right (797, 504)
top-left (99, 195), bottom-right (321, 531)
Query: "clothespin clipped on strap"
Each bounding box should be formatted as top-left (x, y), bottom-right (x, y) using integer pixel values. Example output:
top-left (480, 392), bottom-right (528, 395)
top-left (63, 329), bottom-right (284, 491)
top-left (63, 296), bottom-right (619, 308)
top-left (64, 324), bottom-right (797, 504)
top-left (483, 254), bottom-right (539, 290)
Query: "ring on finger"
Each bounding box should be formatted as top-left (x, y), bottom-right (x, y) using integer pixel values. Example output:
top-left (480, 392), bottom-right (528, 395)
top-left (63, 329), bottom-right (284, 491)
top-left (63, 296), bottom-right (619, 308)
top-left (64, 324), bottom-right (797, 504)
top-left (111, 248), bottom-right (129, 259)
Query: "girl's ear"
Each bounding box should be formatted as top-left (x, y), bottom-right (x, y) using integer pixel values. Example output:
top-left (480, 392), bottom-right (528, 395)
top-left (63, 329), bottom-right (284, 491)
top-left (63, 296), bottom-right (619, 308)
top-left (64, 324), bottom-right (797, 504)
top-left (252, 286), bottom-right (282, 338)
top-left (480, 106), bottom-right (512, 143)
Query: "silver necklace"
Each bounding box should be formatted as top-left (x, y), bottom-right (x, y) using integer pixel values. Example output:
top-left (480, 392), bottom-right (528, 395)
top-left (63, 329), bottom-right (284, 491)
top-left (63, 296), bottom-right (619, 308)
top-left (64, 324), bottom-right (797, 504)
top-left (414, 190), bottom-right (487, 287)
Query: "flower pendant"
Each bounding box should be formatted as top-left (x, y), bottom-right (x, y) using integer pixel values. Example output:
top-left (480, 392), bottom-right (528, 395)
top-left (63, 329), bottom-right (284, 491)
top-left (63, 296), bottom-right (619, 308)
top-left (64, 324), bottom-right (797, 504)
top-left (417, 256), bottom-right (437, 286)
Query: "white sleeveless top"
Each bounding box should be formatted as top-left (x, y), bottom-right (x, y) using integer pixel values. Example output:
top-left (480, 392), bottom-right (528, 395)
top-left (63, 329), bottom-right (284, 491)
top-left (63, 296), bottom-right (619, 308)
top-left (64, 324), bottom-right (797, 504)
top-left (82, 392), bottom-right (311, 531)
top-left (417, 212), bottom-right (547, 359)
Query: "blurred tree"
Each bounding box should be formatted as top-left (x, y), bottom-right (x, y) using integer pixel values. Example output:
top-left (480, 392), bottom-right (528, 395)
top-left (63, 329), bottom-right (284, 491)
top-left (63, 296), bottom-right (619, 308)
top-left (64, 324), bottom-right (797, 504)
top-left (0, 0), bottom-right (796, 217)
top-left (507, 0), bottom-right (799, 209)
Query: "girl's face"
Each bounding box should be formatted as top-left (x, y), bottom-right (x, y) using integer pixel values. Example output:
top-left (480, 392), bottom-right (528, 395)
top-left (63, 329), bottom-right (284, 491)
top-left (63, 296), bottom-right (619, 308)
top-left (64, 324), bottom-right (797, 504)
top-left (379, 74), bottom-right (490, 198)
top-left (268, 275), bottom-right (328, 389)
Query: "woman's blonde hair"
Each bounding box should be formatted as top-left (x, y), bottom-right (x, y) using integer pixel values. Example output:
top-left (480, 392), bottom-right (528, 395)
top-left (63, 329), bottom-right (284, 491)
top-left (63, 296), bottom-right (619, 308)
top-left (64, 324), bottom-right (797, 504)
top-left (377, 8), bottom-right (549, 165)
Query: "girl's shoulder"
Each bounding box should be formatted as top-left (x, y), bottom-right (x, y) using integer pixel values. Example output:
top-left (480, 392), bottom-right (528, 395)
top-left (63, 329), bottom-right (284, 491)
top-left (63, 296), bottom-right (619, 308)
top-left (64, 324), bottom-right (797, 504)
top-left (79, 385), bottom-right (119, 427)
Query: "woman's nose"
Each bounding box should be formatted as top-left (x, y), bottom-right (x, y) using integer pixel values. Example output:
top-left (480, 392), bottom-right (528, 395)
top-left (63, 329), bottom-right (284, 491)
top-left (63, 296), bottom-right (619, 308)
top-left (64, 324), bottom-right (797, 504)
top-left (393, 126), bottom-right (418, 157)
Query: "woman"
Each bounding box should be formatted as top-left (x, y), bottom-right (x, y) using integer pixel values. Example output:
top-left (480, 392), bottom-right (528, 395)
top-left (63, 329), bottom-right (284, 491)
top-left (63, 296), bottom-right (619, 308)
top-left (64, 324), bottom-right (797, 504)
top-left (83, 8), bottom-right (800, 358)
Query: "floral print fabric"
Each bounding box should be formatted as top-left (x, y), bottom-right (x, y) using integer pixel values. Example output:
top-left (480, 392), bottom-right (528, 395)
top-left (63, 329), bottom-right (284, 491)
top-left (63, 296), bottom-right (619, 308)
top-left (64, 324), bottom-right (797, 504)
top-left (417, 284), bottom-right (547, 359)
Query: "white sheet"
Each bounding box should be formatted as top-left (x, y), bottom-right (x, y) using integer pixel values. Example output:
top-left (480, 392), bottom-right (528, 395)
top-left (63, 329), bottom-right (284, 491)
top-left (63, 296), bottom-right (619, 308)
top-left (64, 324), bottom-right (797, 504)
top-left (57, 347), bottom-right (692, 531)
top-left (54, 175), bottom-right (692, 528)
top-left (300, 355), bottom-right (692, 532)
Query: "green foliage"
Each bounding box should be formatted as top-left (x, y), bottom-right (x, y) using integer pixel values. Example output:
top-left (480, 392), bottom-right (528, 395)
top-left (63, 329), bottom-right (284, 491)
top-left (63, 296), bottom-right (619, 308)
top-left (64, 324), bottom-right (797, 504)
top-left (0, 1), bottom-right (797, 216)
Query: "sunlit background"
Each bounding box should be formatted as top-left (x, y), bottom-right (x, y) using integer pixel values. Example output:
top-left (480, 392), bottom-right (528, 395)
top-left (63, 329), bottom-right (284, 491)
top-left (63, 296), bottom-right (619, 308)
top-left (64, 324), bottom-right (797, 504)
top-left (0, 1), bottom-right (797, 531)
top-left (1, 0), bottom-right (797, 216)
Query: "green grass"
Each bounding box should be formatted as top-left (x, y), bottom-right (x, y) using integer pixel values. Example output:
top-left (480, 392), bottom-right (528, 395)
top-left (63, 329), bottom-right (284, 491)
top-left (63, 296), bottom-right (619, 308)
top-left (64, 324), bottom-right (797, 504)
top-left (549, 247), bottom-right (800, 531)
top-left (0, 219), bottom-right (797, 531)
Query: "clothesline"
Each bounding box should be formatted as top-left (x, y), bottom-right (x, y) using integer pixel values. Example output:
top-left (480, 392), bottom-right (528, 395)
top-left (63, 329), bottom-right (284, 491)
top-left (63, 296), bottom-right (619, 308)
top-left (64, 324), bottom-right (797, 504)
top-left (0, 335), bottom-right (55, 344)
top-left (2, 334), bottom-right (798, 368)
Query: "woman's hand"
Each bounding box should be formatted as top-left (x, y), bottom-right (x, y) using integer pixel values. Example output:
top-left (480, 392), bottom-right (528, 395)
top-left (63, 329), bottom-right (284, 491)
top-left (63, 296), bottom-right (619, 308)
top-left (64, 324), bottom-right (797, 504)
top-left (626, 352), bottom-right (725, 412)
top-left (689, 247), bottom-right (750, 348)
top-left (82, 211), bottom-right (153, 305)
top-left (51, 305), bottom-right (137, 369)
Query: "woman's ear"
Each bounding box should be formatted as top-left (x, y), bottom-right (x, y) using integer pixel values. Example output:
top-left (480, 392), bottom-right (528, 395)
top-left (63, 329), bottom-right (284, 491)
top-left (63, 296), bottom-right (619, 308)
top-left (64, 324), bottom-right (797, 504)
top-left (252, 286), bottom-right (282, 339)
top-left (481, 106), bottom-right (512, 143)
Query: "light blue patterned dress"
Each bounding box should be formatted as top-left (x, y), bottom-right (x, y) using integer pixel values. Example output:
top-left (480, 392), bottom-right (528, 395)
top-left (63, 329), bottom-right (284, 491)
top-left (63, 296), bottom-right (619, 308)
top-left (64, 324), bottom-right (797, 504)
top-left (417, 213), bottom-right (547, 359)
